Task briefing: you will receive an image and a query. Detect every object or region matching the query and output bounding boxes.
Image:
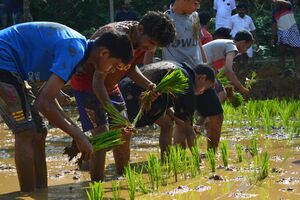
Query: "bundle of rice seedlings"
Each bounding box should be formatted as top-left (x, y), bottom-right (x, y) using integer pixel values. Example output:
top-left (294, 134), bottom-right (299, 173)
top-left (104, 103), bottom-right (132, 128)
top-left (134, 69), bottom-right (189, 124)
top-left (229, 92), bottom-right (244, 108)
top-left (90, 129), bottom-right (124, 152)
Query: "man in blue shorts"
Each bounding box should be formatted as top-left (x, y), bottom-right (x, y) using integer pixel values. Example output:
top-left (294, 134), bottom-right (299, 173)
top-left (0, 22), bottom-right (132, 192)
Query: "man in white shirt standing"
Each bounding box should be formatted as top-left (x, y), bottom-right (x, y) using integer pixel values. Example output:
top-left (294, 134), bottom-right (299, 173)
top-left (214, 0), bottom-right (236, 30)
top-left (229, 3), bottom-right (257, 64)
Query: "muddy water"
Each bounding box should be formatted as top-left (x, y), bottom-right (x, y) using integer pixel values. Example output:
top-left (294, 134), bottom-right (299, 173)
top-left (0, 112), bottom-right (299, 199)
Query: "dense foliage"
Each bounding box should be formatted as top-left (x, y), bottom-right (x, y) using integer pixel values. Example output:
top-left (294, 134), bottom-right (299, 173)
top-left (29, 0), bottom-right (299, 57)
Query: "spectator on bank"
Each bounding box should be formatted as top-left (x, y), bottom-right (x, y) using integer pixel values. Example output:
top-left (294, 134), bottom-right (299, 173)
top-left (199, 11), bottom-right (213, 45)
top-left (228, 3), bottom-right (257, 64)
top-left (271, 0), bottom-right (300, 78)
top-left (115, 1), bottom-right (138, 22)
top-left (214, 0), bottom-right (236, 30)
top-left (4, 0), bottom-right (23, 26)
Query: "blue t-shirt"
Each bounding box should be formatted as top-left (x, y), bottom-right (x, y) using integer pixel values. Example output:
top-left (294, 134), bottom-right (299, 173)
top-left (0, 21), bottom-right (90, 82)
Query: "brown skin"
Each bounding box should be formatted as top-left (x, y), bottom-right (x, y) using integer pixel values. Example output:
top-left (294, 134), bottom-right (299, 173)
top-left (160, 74), bottom-right (220, 156)
top-left (88, 25), bottom-right (159, 181)
top-left (13, 46), bottom-right (120, 191)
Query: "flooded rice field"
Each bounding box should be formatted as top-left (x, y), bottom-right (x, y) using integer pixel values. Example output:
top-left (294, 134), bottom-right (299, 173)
top-left (0, 100), bottom-right (300, 200)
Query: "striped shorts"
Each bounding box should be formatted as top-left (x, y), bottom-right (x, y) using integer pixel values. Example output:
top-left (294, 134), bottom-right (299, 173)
top-left (277, 24), bottom-right (300, 47)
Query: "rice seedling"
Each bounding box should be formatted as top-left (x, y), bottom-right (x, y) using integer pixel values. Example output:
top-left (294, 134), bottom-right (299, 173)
top-left (216, 69), bottom-right (230, 86)
top-left (206, 148), bottom-right (216, 173)
top-left (86, 181), bottom-right (104, 200)
top-left (250, 137), bottom-right (258, 157)
top-left (147, 154), bottom-right (162, 191)
top-left (90, 129), bottom-right (124, 152)
top-left (191, 137), bottom-right (201, 172)
top-left (235, 144), bottom-right (244, 163)
top-left (168, 145), bottom-right (182, 182)
top-left (133, 69), bottom-right (189, 124)
top-left (189, 156), bottom-right (198, 178)
top-left (125, 165), bottom-right (138, 200)
top-left (112, 180), bottom-right (120, 200)
top-left (181, 148), bottom-right (189, 179)
top-left (220, 140), bottom-right (229, 167)
top-left (261, 106), bottom-right (272, 134)
top-left (104, 103), bottom-right (132, 128)
top-left (279, 103), bottom-right (293, 132)
top-left (257, 152), bottom-right (269, 181)
top-left (137, 166), bottom-right (150, 194)
top-left (245, 71), bottom-right (257, 89)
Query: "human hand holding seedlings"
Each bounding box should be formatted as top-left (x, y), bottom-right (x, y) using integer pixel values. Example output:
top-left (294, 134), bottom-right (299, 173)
top-left (147, 82), bottom-right (160, 101)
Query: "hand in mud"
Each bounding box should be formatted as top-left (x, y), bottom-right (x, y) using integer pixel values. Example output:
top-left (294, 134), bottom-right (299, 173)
top-left (148, 83), bottom-right (160, 101)
top-left (74, 135), bottom-right (93, 161)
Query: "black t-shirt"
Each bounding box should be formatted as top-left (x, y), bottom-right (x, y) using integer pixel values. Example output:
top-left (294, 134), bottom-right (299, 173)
top-left (120, 61), bottom-right (196, 125)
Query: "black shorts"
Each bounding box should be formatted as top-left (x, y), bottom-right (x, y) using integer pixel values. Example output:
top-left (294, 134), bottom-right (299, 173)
top-left (195, 88), bottom-right (223, 118)
top-left (0, 69), bottom-right (47, 134)
top-left (120, 78), bottom-right (173, 127)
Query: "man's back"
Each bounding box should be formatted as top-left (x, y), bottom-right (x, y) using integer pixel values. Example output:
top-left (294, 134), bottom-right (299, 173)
top-left (0, 22), bottom-right (88, 81)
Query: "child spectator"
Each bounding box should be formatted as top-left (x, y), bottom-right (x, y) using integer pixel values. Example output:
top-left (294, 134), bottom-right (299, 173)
top-left (271, 0), bottom-right (300, 78)
top-left (199, 11), bottom-right (213, 45)
top-left (214, 0), bottom-right (236, 29)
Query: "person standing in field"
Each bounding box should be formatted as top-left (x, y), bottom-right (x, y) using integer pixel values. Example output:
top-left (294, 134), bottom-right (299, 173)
top-left (70, 11), bottom-right (175, 181)
top-left (271, 0), bottom-right (300, 78)
top-left (199, 11), bottom-right (213, 45)
top-left (0, 22), bottom-right (133, 192)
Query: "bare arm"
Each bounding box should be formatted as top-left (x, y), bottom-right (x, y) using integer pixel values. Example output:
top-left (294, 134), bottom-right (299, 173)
top-left (223, 52), bottom-right (248, 94)
top-left (92, 70), bottom-right (111, 105)
top-left (126, 66), bottom-right (153, 90)
top-left (35, 74), bottom-right (93, 159)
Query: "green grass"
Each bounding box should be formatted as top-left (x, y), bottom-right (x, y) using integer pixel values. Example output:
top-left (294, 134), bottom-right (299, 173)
top-left (245, 71), bottom-right (257, 89)
top-left (86, 181), bottom-right (104, 200)
top-left (168, 145), bottom-right (182, 182)
top-left (104, 103), bottom-right (131, 128)
top-left (137, 166), bottom-right (150, 194)
top-left (90, 129), bottom-right (123, 152)
top-left (147, 154), bottom-right (162, 191)
top-left (220, 140), bottom-right (229, 167)
top-left (206, 148), bottom-right (217, 173)
top-left (125, 166), bottom-right (138, 200)
top-left (257, 152), bottom-right (270, 181)
top-left (191, 138), bottom-right (201, 174)
top-left (250, 138), bottom-right (258, 157)
top-left (112, 180), bottom-right (120, 200)
top-left (235, 144), bottom-right (244, 163)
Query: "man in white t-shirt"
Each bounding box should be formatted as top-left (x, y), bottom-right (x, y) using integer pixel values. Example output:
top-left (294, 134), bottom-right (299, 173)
top-left (214, 0), bottom-right (236, 29)
top-left (229, 3), bottom-right (257, 63)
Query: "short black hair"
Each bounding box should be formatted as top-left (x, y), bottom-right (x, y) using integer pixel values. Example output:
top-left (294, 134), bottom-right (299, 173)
top-left (213, 27), bottom-right (231, 39)
top-left (139, 11), bottom-right (175, 47)
top-left (193, 64), bottom-right (215, 82)
top-left (237, 3), bottom-right (248, 10)
top-left (199, 11), bottom-right (211, 26)
top-left (234, 30), bottom-right (254, 42)
top-left (94, 29), bottom-right (133, 64)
